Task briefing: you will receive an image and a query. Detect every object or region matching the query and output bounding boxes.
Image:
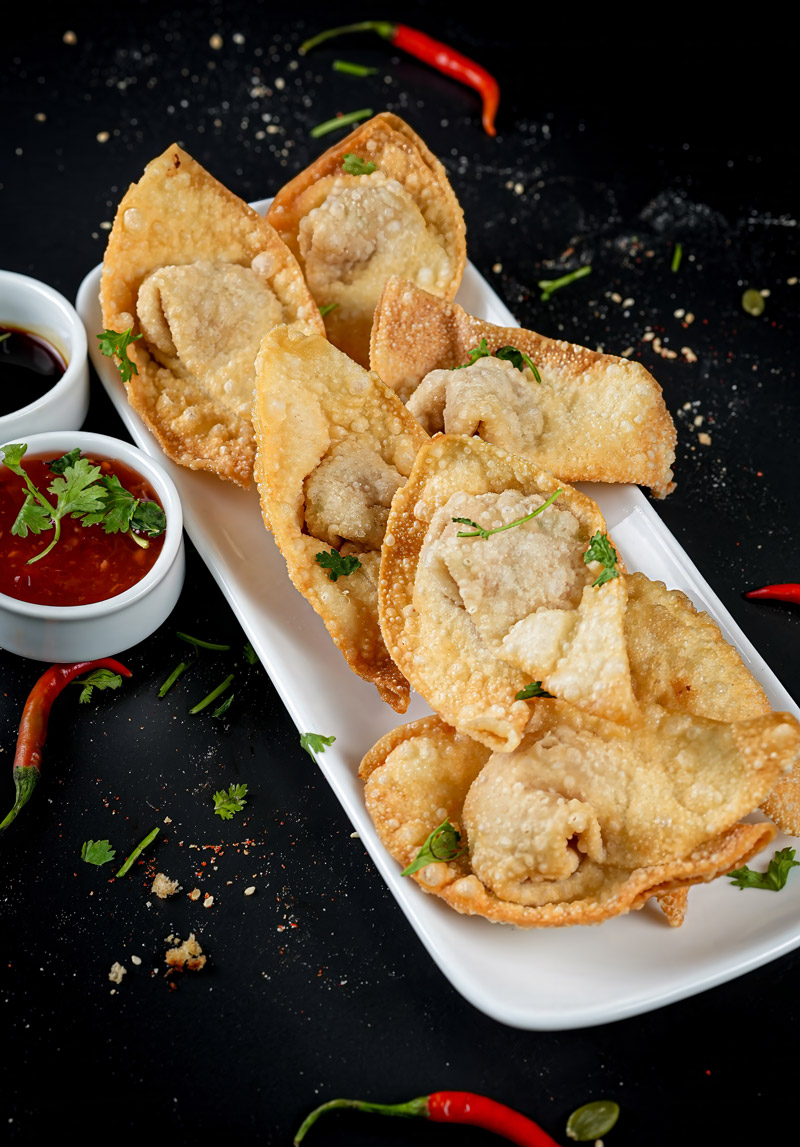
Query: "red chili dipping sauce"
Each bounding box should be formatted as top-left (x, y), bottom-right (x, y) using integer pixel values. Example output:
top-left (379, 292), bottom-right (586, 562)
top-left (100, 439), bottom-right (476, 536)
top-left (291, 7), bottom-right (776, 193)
top-left (0, 452), bottom-right (166, 606)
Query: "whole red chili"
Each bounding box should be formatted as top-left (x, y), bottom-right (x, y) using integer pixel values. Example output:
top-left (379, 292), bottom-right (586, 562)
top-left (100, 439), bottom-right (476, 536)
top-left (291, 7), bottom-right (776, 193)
top-left (0, 658), bottom-right (131, 834)
top-left (300, 21), bottom-right (500, 136)
top-left (293, 1090), bottom-right (563, 1145)
top-left (745, 583), bottom-right (800, 605)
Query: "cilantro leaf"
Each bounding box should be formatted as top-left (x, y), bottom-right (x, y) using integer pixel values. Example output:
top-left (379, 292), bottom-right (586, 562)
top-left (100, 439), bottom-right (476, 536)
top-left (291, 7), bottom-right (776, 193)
top-left (515, 682), bottom-right (554, 700)
top-left (213, 783), bottom-right (248, 820)
top-left (130, 499), bottom-right (166, 538)
top-left (452, 337), bottom-right (491, 369)
top-left (48, 458), bottom-right (107, 520)
top-left (243, 642), bottom-right (259, 665)
top-left (300, 732), bottom-right (336, 760)
top-left (11, 494), bottom-right (52, 537)
top-left (495, 345), bottom-right (542, 383)
top-left (47, 448), bottom-right (82, 475)
top-left (729, 847), bottom-right (799, 891)
top-left (73, 668), bottom-right (123, 704)
top-left (81, 839), bottom-right (116, 866)
top-left (583, 532), bottom-right (620, 587)
top-left (315, 549), bottom-right (362, 581)
top-left (97, 327), bottom-right (142, 384)
top-left (0, 442), bottom-right (29, 473)
top-left (81, 473), bottom-right (136, 533)
top-left (213, 693), bottom-right (235, 718)
top-left (453, 488), bottom-right (562, 539)
top-left (401, 819), bottom-right (466, 877)
top-left (342, 152), bottom-right (376, 175)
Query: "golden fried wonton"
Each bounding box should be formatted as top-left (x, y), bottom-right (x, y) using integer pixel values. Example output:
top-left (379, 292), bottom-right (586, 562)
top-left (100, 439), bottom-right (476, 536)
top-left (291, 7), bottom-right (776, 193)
top-left (360, 708), bottom-right (800, 928)
top-left (268, 114), bottom-right (466, 368)
top-left (370, 277), bottom-right (677, 498)
top-left (252, 326), bottom-right (429, 711)
top-left (101, 144), bottom-right (324, 487)
top-left (379, 434), bottom-right (638, 749)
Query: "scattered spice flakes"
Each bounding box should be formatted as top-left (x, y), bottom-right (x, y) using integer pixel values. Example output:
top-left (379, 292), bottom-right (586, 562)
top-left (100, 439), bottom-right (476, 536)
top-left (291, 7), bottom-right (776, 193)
top-left (108, 962), bottom-right (127, 984)
top-left (165, 933), bottom-right (207, 973)
top-left (151, 873), bottom-right (181, 900)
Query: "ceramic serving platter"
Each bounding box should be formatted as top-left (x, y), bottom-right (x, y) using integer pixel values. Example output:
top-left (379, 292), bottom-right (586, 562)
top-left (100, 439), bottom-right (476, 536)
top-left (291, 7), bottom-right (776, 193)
top-left (77, 206), bottom-right (800, 1031)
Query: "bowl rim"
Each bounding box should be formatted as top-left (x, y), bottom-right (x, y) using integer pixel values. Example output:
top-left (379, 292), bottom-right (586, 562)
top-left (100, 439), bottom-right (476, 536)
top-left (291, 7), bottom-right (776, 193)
top-left (0, 269), bottom-right (89, 422)
top-left (0, 430), bottom-right (183, 619)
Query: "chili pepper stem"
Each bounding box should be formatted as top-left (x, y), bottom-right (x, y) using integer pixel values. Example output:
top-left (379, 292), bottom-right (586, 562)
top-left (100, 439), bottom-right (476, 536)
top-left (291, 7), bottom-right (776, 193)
top-left (0, 767), bottom-right (39, 834)
top-left (294, 1096), bottom-right (428, 1143)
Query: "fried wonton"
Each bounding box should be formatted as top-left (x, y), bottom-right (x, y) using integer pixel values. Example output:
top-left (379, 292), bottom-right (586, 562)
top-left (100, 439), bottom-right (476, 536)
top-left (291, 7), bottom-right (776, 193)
top-left (379, 434), bottom-right (637, 749)
top-left (370, 277), bottom-right (676, 498)
top-left (360, 708), bottom-right (800, 928)
top-left (252, 326), bottom-right (429, 711)
top-left (267, 114), bottom-right (466, 368)
top-left (101, 144), bottom-right (324, 487)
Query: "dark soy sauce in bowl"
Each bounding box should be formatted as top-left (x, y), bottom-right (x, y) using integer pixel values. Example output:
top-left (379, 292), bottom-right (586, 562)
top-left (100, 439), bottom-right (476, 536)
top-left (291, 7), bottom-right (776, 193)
top-left (0, 326), bottom-right (67, 415)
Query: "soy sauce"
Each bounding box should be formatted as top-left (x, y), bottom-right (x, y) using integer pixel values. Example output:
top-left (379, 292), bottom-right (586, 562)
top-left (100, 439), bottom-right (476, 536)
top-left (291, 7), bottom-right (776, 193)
top-left (0, 326), bottom-right (67, 415)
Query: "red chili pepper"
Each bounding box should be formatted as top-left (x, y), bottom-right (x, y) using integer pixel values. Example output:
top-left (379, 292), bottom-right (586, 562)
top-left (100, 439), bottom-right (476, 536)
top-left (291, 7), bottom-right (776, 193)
top-left (745, 583), bottom-right (800, 605)
top-left (0, 658), bottom-right (132, 834)
top-left (293, 1090), bottom-right (562, 1145)
top-left (300, 21), bottom-right (500, 137)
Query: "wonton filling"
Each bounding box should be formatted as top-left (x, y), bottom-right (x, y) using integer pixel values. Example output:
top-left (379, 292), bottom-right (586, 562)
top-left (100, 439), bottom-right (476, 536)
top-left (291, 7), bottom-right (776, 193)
top-left (304, 438), bottom-right (405, 551)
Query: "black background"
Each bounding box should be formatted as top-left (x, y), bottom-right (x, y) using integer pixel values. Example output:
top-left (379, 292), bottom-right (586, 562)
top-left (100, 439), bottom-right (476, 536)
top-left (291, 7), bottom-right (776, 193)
top-left (2, 5), bottom-right (799, 1145)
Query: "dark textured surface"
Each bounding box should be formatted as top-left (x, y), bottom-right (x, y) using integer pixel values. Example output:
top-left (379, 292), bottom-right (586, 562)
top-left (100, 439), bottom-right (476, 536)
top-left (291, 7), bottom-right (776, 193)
top-left (2, 6), bottom-right (798, 1145)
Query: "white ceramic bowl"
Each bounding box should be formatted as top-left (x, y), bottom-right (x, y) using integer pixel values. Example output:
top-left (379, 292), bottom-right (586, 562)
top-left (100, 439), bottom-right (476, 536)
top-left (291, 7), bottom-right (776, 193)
top-left (0, 431), bottom-right (185, 662)
top-left (0, 270), bottom-right (90, 440)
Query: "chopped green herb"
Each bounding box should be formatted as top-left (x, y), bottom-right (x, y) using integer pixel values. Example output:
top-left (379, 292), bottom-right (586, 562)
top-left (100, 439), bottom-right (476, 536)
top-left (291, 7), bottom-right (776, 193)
top-left (453, 338), bottom-right (541, 382)
top-left (342, 152), bottom-right (376, 175)
top-left (158, 659), bottom-right (193, 698)
top-left (213, 782), bottom-right (248, 819)
top-left (318, 302), bottom-right (339, 317)
top-left (728, 846), bottom-right (799, 891)
top-left (47, 448), bottom-right (82, 475)
top-left (315, 548), bottom-right (362, 581)
top-left (115, 826), bottom-right (159, 878)
top-left (742, 288), bottom-right (765, 316)
top-left (73, 668), bottom-right (124, 704)
top-left (453, 488), bottom-right (562, 539)
top-left (189, 674), bottom-right (234, 714)
top-left (401, 818), bottom-right (466, 877)
top-left (538, 264), bottom-right (592, 302)
top-left (671, 242), bottom-right (683, 273)
top-left (81, 839), bottom-right (116, 867)
top-left (97, 327), bottom-right (142, 384)
top-left (0, 332), bottom-right (10, 344)
top-left (176, 632), bottom-right (231, 651)
top-left (333, 59), bottom-right (378, 76)
top-left (566, 1100), bottom-right (620, 1141)
top-left (310, 108), bottom-right (373, 139)
top-left (300, 732), bottom-right (336, 760)
top-left (583, 532), bottom-right (620, 587)
top-left (515, 682), bottom-right (553, 700)
top-left (213, 693), bottom-right (235, 718)
top-left (243, 642), bottom-right (259, 665)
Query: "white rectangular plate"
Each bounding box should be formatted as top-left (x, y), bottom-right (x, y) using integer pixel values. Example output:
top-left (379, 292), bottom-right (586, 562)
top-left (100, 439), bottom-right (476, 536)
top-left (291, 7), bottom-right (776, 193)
top-left (77, 207), bottom-right (800, 1030)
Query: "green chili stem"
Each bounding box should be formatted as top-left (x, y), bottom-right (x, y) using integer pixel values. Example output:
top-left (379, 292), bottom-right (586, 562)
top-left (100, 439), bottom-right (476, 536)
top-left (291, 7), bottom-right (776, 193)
top-left (310, 108), bottom-right (373, 139)
top-left (158, 659), bottom-right (192, 698)
top-left (538, 265), bottom-right (592, 301)
top-left (294, 1096), bottom-right (427, 1144)
top-left (116, 826), bottom-right (159, 878)
top-left (189, 674), bottom-right (234, 715)
top-left (300, 22), bottom-right (395, 54)
top-left (176, 632), bottom-right (231, 651)
top-left (333, 59), bottom-right (378, 76)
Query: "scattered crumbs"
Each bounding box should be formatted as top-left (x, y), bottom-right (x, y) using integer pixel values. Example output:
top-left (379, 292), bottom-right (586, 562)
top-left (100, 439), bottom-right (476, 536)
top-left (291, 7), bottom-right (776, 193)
top-left (96, 131), bottom-right (110, 143)
top-left (698, 432), bottom-right (712, 446)
top-left (244, 886), bottom-right (256, 896)
top-left (189, 888), bottom-right (201, 901)
top-left (108, 962), bottom-right (127, 984)
top-left (130, 955), bottom-right (142, 966)
top-left (622, 297), bottom-right (634, 308)
top-left (164, 816), bottom-right (172, 824)
top-left (63, 30), bottom-right (77, 45)
top-left (349, 831), bottom-right (360, 839)
top-left (693, 414), bottom-right (705, 427)
top-left (34, 113), bottom-right (46, 123)
top-left (682, 346), bottom-right (698, 363)
top-left (165, 933), bottom-right (207, 973)
top-left (492, 263), bottom-right (502, 273)
top-left (674, 308), bottom-right (685, 319)
top-left (684, 312), bottom-right (695, 324)
top-left (203, 894), bottom-right (215, 909)
top-left (233, 32), bottom-right (245, 44)
top-left (760, 288), bottom-right (771, 297)
top-left (275, 77), bottom-right (285, 90)
top-left (788, 276), bottom-right (798, 286)
top-left (643, 330), bottom-right (655, 342)
top-left (99, 221), bottom-right (112, 230)
top-left (621, 347), bottom-right (634, 358)
top-left (151, 873), bottom-right (180, 900)
top-left (209, 33), bottom-right (223, 50)
top-left (682, 401), bottom-right (693, 410)
top-left (145, 900), bottom-right (153, 908)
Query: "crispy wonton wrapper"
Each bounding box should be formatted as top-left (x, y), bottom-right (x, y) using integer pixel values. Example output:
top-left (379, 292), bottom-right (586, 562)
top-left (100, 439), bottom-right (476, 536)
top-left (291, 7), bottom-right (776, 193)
top-left (379, 434), bottom-right (637, 749)
top-left (101, 144), bottom-right (324, 487)
top-left (268, 114), bottom-right (466, 368)
top-left (252, 326), bottom-right (429, 711)
top-left (360, 708), bottom-right (800, 928)
top-left (371, 277), bottom-right (676, 498)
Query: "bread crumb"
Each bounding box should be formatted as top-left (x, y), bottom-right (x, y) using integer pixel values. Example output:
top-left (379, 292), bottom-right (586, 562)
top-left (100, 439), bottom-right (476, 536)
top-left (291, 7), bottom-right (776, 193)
top-left (130, 955), bottom-right (142, 966)
top-left (165, 933), bottom-right (207, 972)
top-left (108, 962), bottom-right (127, 984)
top-left (698, 432), bottom-right (712, 446)
top-left (203, 894), bottom-right (215, 909)
top-left (244, 886), bottom-right (256, 896)
top-left (189, 888), bottom-right (201, 901)
top-left (151, 872), bottom-right (180, 899)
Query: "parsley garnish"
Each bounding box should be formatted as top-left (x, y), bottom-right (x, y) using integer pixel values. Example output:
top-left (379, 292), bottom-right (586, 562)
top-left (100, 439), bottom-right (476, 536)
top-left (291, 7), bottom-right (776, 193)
top-left (342, 152), bottom-right (376, 175)
top-left (453, 488), bottom-right (562, 539)
top-left (452, 338), bottom-right (542, 382)
top-left (81, 839), bottom-right (116, 867)
top-left (538, 265), bottom-right (592, 302)
top-left (243, 642), bottom-right (259, 665)
top-left (300, 732), bottom-right (336, 760)
top-left (583, 532), bottom-right (620, 587)
top-left (47, 448), bottom-right (82, 475)
top-left (729, 847), bottom-right (799, 891)
top-left (73, 668), bottom-right (124, 704)
top-left (515, 682), bottom-right (553, 700)
top-left (97, 327), bottom-right (142, 384)
top-left (315, 548), bottom-right (362, 581)
top-left (213, 693), bottom-right (235, 718)
top-left (401, 818), bottom-right (466, 877)
top-left (213, 783), bottom-right (248, 820)
top-left (318, 302), bottom-right (339, 317)
top-left (177, 632), bottom-right (231, 651)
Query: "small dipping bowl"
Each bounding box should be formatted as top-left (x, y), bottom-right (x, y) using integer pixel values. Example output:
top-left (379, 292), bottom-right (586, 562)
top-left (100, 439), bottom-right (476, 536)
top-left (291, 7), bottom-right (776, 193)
top-left (0, 431), bottom-right (185, 662)
top-left (0, 270), bottom-right (90, 440)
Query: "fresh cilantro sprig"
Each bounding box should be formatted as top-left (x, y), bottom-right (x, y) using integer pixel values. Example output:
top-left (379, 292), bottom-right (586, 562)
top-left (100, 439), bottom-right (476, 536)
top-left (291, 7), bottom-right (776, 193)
top-left (300, 732), bottom-right (336, 760)
top-left (515, 682), bottom-right (554, 700)
top-left (81, 839), bottom-right (116, 867)
top-left (73, 668), bottom-right (124, 704)
top-left (213, 783), bottom-right (248, 820)
top-left (342, 152), bottom-right (376, 175)
top-left (453, 488), bottom-right (562, 539)
top-left (453, 338), bottom-right (542, 382)
top-left (583, 532), bottom-right (620, 587)
top-left (729, 847), bottom-right (799, 891)
top-left (538, 265), bottom-right (592, 302)
top-left (97, 327), bottom-right (142, 384)
top-left (401, 818), bottom-right (466, 877)
top-left (315, 548), bottom-right (362, 581)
